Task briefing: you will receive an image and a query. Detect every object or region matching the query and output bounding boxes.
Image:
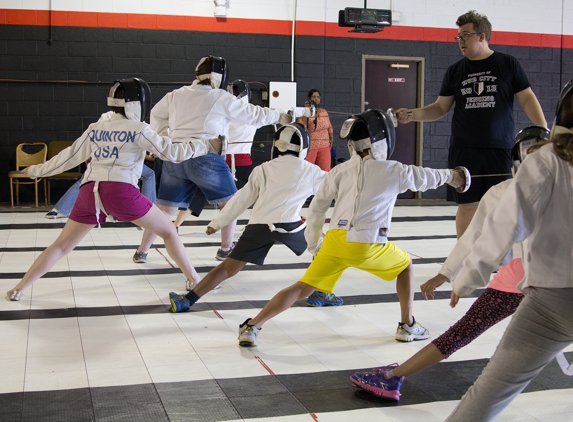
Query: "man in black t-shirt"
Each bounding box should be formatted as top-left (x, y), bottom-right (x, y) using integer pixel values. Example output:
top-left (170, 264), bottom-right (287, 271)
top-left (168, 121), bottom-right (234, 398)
top-left (396, 10), bottom-right (547, 238)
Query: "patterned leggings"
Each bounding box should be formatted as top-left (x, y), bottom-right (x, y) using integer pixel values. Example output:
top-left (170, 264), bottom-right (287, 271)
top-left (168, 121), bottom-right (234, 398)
top-left (432, 288), bottom-right (524, 358)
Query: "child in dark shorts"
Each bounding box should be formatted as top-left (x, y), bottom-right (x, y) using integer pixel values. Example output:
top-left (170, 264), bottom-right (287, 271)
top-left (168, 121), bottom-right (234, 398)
top-left (169, 123), bottom-right (327, 312)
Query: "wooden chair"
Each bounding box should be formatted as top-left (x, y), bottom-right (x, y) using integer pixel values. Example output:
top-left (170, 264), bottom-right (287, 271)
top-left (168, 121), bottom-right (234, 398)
top-left (46, 141), bottom-right (84, 204)
top-left (8, 143), bottom-right (48, 207)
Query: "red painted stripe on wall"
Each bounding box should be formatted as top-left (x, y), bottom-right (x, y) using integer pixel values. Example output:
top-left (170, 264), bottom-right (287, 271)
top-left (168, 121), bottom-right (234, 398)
top-left (0, 8), bottom-right (570, 49)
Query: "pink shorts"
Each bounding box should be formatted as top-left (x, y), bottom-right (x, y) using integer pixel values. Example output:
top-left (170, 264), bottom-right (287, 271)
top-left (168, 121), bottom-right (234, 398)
top-left (69, 182), bottom-right (153, 225)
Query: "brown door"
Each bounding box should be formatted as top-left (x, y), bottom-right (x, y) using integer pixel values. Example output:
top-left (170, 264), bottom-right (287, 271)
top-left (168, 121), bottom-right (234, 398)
top-left (364, 58), bottom-right (422, 199)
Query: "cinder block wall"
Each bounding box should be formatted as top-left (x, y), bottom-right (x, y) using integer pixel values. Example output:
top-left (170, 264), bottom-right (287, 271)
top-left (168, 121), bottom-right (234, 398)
top-left (1, 24), bottom-right (569, 203)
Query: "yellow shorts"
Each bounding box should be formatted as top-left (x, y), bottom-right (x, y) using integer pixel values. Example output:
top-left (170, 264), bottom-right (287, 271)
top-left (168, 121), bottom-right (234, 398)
top-left (299, 230), bottom-right (411, 294)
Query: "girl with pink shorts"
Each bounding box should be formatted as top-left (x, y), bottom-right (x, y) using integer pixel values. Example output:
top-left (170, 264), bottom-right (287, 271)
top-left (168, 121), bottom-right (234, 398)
top-left (6, 77), bottom-right (223, 302)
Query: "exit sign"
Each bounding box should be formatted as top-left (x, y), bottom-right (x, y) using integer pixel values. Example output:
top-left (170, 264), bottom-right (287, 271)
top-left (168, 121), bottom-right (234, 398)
top-left (388, 78), bottom-right (405, 82)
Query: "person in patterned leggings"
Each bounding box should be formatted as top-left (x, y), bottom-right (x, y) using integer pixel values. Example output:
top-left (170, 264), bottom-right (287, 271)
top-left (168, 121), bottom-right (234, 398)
top-left (349, 125), bottom-right (551, 401)
top-left (349, 258), bottom-right (524, 401)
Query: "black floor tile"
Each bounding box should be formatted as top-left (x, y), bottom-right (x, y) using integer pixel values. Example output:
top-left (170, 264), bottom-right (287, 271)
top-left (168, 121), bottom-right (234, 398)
top-left (447, 358), bottom-right (489, 384)
top-left (156, 380), bottom-right (240, 422)
top-left (91, 384), bottom-right (161, 407)
top-left (164, 409), bottom-right (239, 422)
top-left (22, 389), bottom-right (92, 414)
top-left (229, 391), bottom-right (307, 419)
top-left (294, 386), bottom-right (371, 412)
top-left (93, 402), bottom-right (168, 422)
top-left (156, 380), bottom-right (224, 402)
top-left (407, 366), bottom-right (474, 401)
top-left (0, 392), bottom-right (23, 414)
top-left (216, 376), bottom-right (289, 398)
top-left (278, 371), bottom-right (350, 392)
top-left (0, 413), bottom-right (21, 422)
top-left (21, 408), bottom-right (95, 421)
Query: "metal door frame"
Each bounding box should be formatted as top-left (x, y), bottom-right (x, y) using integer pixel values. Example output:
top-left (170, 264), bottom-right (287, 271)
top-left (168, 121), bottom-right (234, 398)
top-left (361, 55), bottom-right (425, 167)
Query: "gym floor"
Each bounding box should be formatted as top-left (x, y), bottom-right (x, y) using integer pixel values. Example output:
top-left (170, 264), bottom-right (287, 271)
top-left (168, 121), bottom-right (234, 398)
top-left (1, 204), bottom-right (572, 421)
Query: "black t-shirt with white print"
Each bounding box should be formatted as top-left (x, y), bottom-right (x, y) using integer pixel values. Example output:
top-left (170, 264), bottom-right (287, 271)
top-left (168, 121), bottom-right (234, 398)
top-left (440, 51), bottom-right (531, 149)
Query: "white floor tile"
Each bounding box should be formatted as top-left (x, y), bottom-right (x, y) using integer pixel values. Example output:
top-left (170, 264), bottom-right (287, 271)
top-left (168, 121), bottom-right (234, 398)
top-left (1, 205), bottom-right (571, 421)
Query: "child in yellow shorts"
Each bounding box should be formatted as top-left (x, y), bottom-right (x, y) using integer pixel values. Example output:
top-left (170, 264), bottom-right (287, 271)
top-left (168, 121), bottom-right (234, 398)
top-left (238, 109), bottom-right (469, 347)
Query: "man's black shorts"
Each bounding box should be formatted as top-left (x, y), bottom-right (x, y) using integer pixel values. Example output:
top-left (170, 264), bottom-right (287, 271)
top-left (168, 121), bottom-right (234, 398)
top-left (447, 146), bottom-right (511, 204)
top-left (229, 222), bottom-right (307, 265)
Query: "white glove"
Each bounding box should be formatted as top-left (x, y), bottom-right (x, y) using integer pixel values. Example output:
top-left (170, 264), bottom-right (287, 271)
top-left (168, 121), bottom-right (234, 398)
top-left (302, 105), bottom-right (316, 118)
top-left (447, 166), bottom-right (471, 193)
top-left (309, 233), bottom-right (325, 256)
top-left (206, 135), bottom-right (228, 155)
top-left (278, 113), bottom-right (292, 125)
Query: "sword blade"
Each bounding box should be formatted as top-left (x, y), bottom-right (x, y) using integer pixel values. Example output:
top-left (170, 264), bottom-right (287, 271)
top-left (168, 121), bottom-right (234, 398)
top-left (471, 173), bottom-right (512, 178)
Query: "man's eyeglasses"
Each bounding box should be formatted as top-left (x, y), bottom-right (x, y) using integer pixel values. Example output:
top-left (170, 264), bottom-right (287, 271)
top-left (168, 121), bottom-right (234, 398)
top-left (454, 32), bottom-right (479, 42)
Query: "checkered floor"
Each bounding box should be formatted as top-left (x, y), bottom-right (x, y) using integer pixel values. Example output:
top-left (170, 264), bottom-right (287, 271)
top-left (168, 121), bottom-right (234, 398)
top-left (1, 205), bottom-right (572, 421)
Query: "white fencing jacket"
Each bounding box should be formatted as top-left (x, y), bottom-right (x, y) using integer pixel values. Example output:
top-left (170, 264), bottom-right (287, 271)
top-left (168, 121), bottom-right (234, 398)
top-left (453, 142), bottom-right (573, 296)
top-left (151, 81), bottom-right (280, 141)
top-left (227, 123), bottom-right (258, 155)
top-left (305, 154), bottom-right (451, 252)
top-left (442, 179), bottom-right (523, 279)
top-left (208, 155), bottom-right (326, 231)
top-left (26, 113), bottom-right (209, 186)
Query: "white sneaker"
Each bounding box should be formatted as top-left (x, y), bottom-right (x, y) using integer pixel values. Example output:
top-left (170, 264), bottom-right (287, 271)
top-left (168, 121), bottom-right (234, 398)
top-left (238, 318), bottom-right (260, 347)
top-left (186, 279), bottom-right (221, 291)
top-left (45, 209), bottom-right (65, 219)
top-left (395, 319), bottom-right (429, 342)
top-left (185, 279), bottom-right (197, 291)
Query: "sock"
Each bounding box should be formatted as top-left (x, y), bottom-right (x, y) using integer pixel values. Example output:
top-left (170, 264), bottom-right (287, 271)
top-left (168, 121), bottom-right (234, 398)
top-left (246, 318), bottom-right (261, 330)
top-left (401, 316), bottom-right (416, 327)
top-left (184, 290), bottom-right (201, 307)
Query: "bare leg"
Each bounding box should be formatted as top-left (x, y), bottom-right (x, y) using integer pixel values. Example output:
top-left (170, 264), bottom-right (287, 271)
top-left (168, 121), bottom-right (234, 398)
top-left (455, 202), bottom-right (478, 238)
top-left (395, 262), bottom-right (414, 325)
top-left (193, 258), bottom-right (247, 296)
top-left (10, 220), bottom-right (95, 292)
top-left (249, 282), bottom-right (316, 328)
top-left (217, 200), bottom-right (236, 250)
top-left (136, 204), bottom-right (178, 254)
top-left (393, 343), bottom-right (445, 378)
top-left (133, 205), bottom-right (200, 283)
top-left (174, 208), bottom-right (191, 229)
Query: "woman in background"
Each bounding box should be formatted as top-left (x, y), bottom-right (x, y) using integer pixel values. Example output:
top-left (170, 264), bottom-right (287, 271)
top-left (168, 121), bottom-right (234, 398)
top-left (299, 89), bottom-right (333, 172)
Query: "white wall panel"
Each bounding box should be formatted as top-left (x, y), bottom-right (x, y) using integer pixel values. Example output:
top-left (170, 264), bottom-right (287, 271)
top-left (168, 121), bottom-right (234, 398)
top-left (110, 0), bottom-right (144, 14)
top-left (1, 0), bottom-right (573, 37)
top-left (21, 0), bottom-right (49, 9)
top-left (87, 0), bottom-right (114, 13)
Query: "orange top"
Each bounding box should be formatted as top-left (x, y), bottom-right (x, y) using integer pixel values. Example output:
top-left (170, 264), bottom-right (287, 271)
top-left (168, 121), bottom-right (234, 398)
top-left (300, 108), bottom-right (333, 150)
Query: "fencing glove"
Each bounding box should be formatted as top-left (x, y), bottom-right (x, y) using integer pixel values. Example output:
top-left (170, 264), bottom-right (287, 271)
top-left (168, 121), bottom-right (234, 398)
top-left (447, 166), bottom-right (471, 193)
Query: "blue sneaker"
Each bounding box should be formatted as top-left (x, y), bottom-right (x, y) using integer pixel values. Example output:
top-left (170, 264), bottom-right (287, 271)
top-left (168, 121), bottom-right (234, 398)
top-left (306, 291), bottom-right (344, 307)
top-left (350, 371), bottom-right (404, 401)
top-left (169, 292), bottom-right (190, 313)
